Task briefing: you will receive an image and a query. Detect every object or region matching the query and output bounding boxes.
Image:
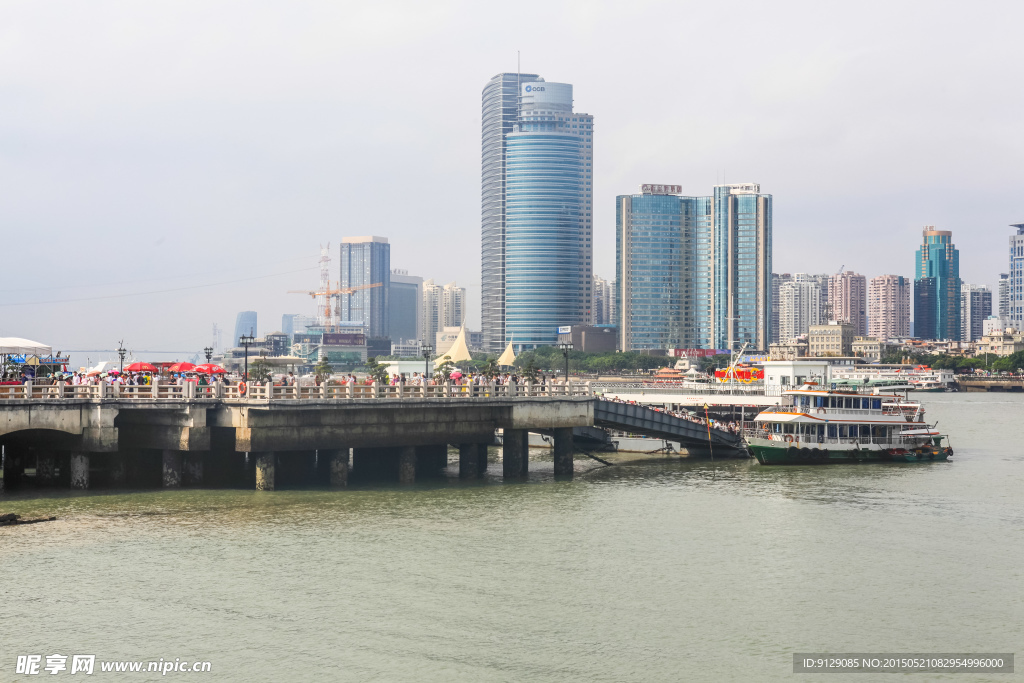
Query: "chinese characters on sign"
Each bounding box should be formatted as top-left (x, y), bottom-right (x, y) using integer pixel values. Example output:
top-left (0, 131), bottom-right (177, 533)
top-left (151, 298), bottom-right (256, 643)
top-left (640, 184), bottom-right (682, 195)
top-left (16, 654), bottom-right (95, 675)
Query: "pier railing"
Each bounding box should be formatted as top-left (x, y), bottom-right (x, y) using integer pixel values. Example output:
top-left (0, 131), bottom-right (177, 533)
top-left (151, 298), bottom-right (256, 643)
top-left (0, 380), bottom-right (594, 402)
top-left (593, 382), bottom-right (781, 397)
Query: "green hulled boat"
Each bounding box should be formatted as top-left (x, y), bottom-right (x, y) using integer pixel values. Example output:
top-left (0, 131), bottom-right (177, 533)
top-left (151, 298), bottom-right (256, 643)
top-left (744, 384), bottom-right (952, 465)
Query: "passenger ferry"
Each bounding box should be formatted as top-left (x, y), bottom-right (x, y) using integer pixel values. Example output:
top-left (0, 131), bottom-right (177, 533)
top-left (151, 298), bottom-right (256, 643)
top-left (743, 383), bottom-right (952, 465)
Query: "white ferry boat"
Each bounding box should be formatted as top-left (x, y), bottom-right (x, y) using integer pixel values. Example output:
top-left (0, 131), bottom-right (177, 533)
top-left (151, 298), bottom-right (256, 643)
top-left (743, 383), bottom-right (952, 465)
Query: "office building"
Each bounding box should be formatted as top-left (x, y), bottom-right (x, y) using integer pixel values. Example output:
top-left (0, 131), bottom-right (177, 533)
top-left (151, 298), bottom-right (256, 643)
top-left (867, 275), bottom-right (911, 340)
top-left (809, 322), bottom-right (855, 357)
top-left (339, 237), bottom-right (390, 340)
top-left (1008, 224), bottom-right (1024, 329)
top-left (828, 271), bottom-right (867, 335)
top-left (961, 283), bottom-right (992, 342)
top-left (481, 71), bottom-right (542, 353)
top-left (914, 228), bottom-right (961, 340)
top-left (233, 311), bottom-right (257, 346)
top-left (389, 269), bottom-right (423, 344)
top-left (421, 279), bottom-right (465, 345)
top-left (615, 186), bottom-right (692, 350)
top-left (777, 274), bottom-right (823, 342)
top-left (504, 79), bottom-right (593, 349)
top-left (281, 314), bottom-right (317, 340)
top-left (593, 275), bottom-right (613, 325)
top-left (482, 73), bottom-right (594, 351)
top-left (710, 183), bottom-right (772, 350)
top-left (770, 273), bottom-right (792, 344)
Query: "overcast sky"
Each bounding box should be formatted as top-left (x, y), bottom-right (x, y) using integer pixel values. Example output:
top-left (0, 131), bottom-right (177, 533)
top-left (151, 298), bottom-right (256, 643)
top-left (2, 0), bottom-right (1022, 361)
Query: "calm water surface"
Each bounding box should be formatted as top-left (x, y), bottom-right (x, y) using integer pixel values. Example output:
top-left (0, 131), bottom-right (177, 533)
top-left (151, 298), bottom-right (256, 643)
top-left (2, 393), bottom-right (1023, 681)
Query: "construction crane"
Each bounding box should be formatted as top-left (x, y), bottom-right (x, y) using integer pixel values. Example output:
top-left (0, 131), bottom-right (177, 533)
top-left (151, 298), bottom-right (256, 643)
top-left (288, 281), bottom-right (382, 328)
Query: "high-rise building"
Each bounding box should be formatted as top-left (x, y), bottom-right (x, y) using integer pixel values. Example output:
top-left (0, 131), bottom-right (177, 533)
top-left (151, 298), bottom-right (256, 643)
top-left (422, 279), bottom-right (466, 345)
top-left (339, 236), bottom-right (390, 340)
top-left (710, 183), bottom-right (772, 350)
top-left (961, 283), bottom-right (992, 342)
top-left (771, 273), bottom-right (792, 344)
top-left (504, 79), bottom-right (593, 349)
top-left (914, 228), bottom-right (961, 340)
top-left (281, 314), bottom-right (317, 340)
top-left (482, 73), bottom-right (593, 351)
top-left (998, 272), bottom-right (1010, 322)
top-left (593, 275), bottom-right (615, 326)
top-left (1008, 224), bottom-right (1024, 329)
top-left (615, 186), bottom-right (693, 350)
top-left (868, 275), bottom-right (911, 340)
top-left (389, 269), bottom-right (423, 344)
top-left (777, 274), bottom-right (823, 342)
top-left (828, 271), bottom-right (867, 335)
top-left (481, 71), bottom-right (541, 353)
top-left (233, 311), bottom-right (257, 347)
top-left (615, 183), bottom-right (771, 352)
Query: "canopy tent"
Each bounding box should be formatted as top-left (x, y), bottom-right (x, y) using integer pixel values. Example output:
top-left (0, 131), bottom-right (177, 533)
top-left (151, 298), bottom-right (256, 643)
top-left (434, 327), bottom-right (473, 364)
top-left (496, 340), bottom-right (516, 367)
top-left (0, 338), bottom-right (52, 356)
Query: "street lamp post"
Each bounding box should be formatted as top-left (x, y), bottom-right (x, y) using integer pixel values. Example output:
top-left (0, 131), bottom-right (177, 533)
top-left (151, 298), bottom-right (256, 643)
top-left (422, 343), bottom-right (433, 380)
top-left (117, 340), bottom-right (127, 374)
top-left (557, 341), bottom-right (573, 381)
top-left (239, 331), bottom-right (255, 381)
top-left (204, 346), bottom-right (213, 363)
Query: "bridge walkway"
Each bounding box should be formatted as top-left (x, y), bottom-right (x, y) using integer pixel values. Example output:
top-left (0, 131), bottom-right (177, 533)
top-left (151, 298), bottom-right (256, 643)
top-left (593, 399), bottom-right (744, 451)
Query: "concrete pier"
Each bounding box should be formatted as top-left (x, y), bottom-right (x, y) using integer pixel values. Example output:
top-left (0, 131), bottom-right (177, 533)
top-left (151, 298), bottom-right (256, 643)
top-left (255, 452), bottom-right (275, 491)
top-left (109, 453), bottom-right (127, 487)
top-left (70, 452), bottom-right (90, 490)
top-left (398, 446), bottom-right (416, 484)
top-left (503, 430), bottom-right (526, 479)
top-left (553, 427), bottom-right (574, 477)
top-left (162, 450), bottom-right (182, 488)
top-left (459, 443), bottom-right (479, 479)
top-left (36, 453), bottom-right (57, 486)
top-left (477, 443), bottom-right (489, 475)
top-left (327, 448), bottom-right (349, 488)
top-left (183, 454), bottom-right (203, 486)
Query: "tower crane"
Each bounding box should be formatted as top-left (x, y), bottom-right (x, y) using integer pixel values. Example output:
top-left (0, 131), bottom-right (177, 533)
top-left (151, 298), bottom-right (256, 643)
top-left (288, 281), bottom-right (382, 329)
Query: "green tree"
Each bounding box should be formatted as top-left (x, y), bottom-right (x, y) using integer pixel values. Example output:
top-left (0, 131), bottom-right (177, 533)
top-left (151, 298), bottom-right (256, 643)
top-left (480, 357), bottom-right (499, 380)
top-left (520, 358), bottom-right (539, 383)
top-left (364, 357), bottom-right (390, 384)
top-left (433, 355), bottom-right (455, 383)
top-left (314, 358), bottom-right (333, 383)
top-left (250, 357), bottom-right (273, 383)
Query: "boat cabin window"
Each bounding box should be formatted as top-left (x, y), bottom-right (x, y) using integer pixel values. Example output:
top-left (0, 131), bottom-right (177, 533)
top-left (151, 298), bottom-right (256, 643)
top-left (859, 425), bottom-right (871, 438)
top-left (828, 424), bottom-right (838, 438)
top-left (871, 398), bottom-right (882, 410)
top-left (784, 424), bottom-right (795, 434)
top-left (838, 425), bottom-right (848, 438)
top-left (815, 396), bottom-right (825, 408)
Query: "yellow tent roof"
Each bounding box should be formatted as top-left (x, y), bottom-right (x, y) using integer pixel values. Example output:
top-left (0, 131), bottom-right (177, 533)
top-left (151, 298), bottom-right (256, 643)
top-left (435, 326), bottom-right (473, 364)
top-left (496, 340), bottom-right (516, 367)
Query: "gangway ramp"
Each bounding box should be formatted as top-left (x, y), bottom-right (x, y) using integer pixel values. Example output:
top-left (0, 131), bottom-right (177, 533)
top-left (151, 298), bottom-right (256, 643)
top-left (594, 399), bottom-right (744, 451)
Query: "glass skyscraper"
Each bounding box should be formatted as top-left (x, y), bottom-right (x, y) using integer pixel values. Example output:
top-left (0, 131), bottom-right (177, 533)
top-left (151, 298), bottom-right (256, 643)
top-left (339, 236), bottom-right (390, 340)
top-left (913, 228), bottom-right (961, 340)
top-left (481, 73), bottom-right (593, 352)
top-left (233, 311), bottom-right (257, 347)
top-left (616, 183), bottom-right (772, 352)
top-left (1008, 224), bottom-right (1024, 329)
top-left (480, 72), bottom-right (541, 353)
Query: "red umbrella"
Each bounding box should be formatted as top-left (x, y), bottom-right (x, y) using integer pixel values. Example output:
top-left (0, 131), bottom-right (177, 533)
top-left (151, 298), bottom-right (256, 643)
top-left (193, 363), bottom-right (227, 374)
top-left (169, 362), bottom-right (196, 373)
top-left (123, 362), bottom-right (157, 373)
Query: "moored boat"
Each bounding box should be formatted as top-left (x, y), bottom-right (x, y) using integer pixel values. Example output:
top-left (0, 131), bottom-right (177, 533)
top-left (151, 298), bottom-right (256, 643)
top-left (743, 383), bottom-right (952, 465)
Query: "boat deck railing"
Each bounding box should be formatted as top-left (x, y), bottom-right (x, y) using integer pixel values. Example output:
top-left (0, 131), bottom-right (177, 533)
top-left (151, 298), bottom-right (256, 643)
top-left (756, 405), bottom-right (918, 418)
top-left (743, 429), bottom-right (935, 447)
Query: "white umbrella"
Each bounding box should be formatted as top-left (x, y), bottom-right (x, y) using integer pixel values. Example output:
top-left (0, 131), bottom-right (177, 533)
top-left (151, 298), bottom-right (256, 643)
top-left (0, 337), bottom-right (52, 356)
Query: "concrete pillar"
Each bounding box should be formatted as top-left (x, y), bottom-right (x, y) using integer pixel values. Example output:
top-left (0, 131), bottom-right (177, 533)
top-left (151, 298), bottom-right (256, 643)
top-left (553, 427), bottom-right (574, 477)
top-left (477, 443), bottom-right (489, 474)
top-left (503, 429), bottom-right (526, 479)
top-left (162, 450), bottom-right (183, 488)
top-left (109, 452), bottom-right (127, 487)
top-left (327, 448), bottom-right (349, 488)
top-left (398, 445), bottom-right (416, 485)
top-left (183, 454), bottom-right (203, 486)
top-left (36, 453), bottom-right (57, 486)
top-left (458, 443), bottom-right (479, 479)
top-left (70, 452), bottom-right (90, 490)
top-left (521, 432), bottom-right (530, 476)
top-left (255, 452), bottom-right (275, 491)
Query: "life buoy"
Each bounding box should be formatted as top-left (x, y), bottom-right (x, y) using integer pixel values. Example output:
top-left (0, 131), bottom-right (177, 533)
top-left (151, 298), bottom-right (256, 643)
top-left (238, 381), bottom-right (247, 395)
top-left (784, 435), bottom-right (794, 443)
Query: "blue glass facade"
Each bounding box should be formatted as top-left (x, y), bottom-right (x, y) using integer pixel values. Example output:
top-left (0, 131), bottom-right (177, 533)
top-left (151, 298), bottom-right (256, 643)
top-left (233, 311), bottom-right (256, 346)
top-left (914, 229), bottom-right (961, 340)
top-left (505, 131), bottom-right (581, 348)
top-left (339, 237), bottom-right (391, 340)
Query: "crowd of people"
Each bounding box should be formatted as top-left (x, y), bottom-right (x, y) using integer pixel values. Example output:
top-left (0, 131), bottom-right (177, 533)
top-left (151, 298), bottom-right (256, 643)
top-left (602, 396), bottom-right (743, 435)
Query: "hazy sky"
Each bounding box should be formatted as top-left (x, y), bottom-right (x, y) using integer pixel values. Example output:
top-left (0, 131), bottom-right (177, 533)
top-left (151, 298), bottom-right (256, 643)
top-left (2, 0), bottom-right (1022, 361)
